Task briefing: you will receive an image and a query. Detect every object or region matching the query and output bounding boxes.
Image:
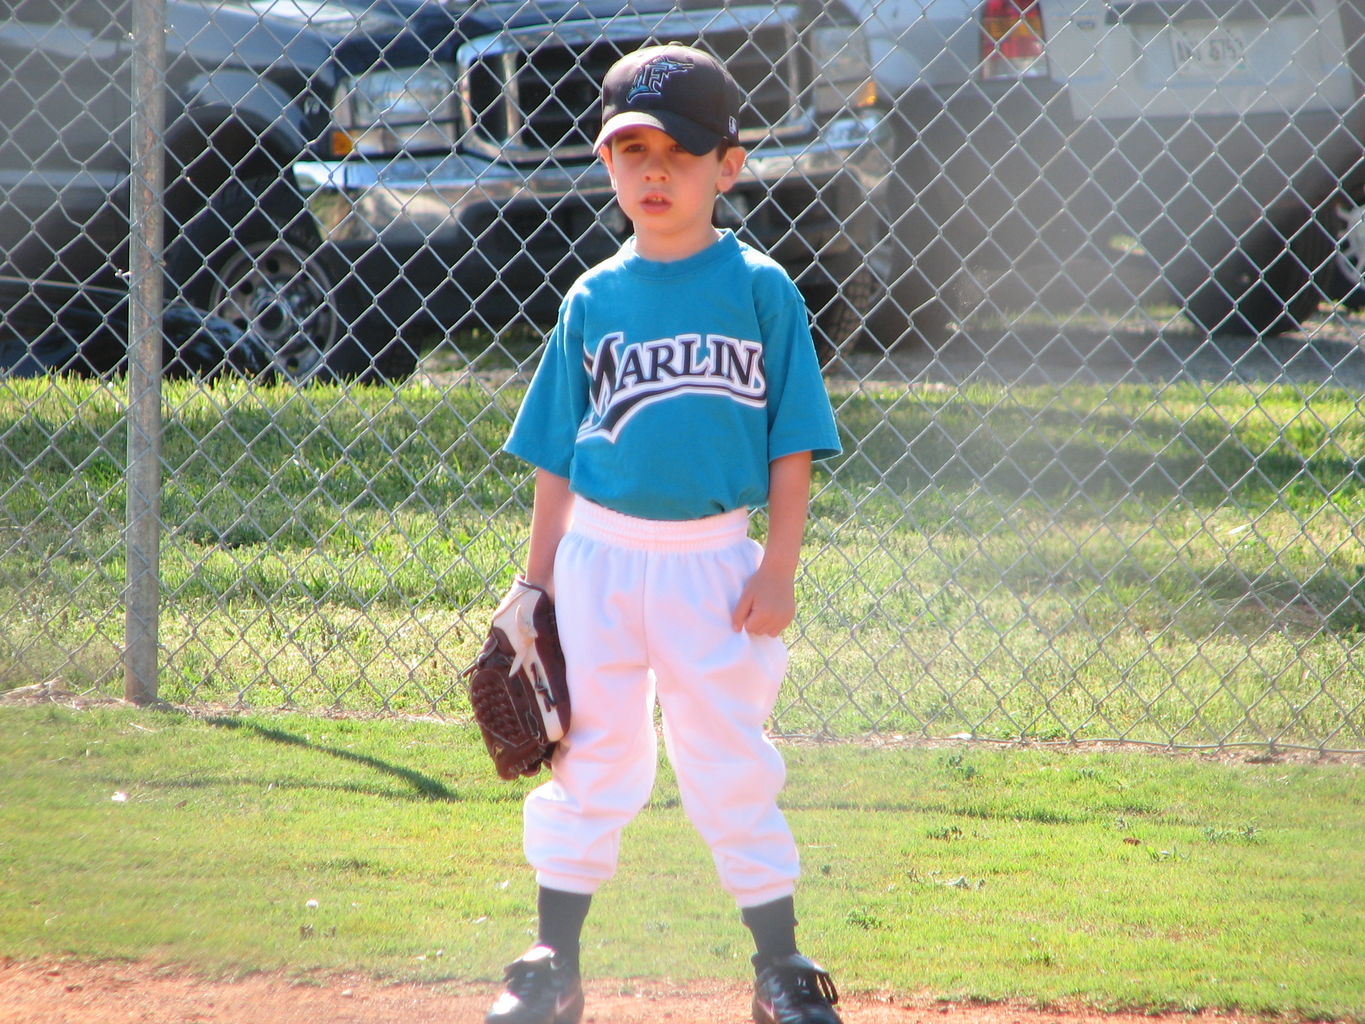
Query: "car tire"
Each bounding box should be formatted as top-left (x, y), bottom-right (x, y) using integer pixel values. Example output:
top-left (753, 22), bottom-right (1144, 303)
top-left (1172, 217), bottom-right (1328, 338)
top-left (810, 271), bottom-right (876, 368)
top-left (811, 241), bottom-right (954, 369)
top-left (166, 176), bottom-right (413, 381)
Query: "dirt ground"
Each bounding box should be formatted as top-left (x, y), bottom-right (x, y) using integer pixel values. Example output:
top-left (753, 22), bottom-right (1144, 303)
top-left (0, 958), bottom-right (1311, 1024)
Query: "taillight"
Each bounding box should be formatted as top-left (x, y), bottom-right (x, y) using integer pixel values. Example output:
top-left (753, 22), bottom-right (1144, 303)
top-left (980, 0), bottom-right (1048, 79)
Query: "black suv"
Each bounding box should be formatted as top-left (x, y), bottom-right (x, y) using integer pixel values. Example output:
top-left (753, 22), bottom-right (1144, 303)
top-left (0, 0), bottom-right (885, 379)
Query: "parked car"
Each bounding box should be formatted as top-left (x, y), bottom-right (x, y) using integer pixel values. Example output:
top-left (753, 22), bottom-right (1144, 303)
top-left (847, 0), bottom-right (1365, 341)
top-left (0, 0), bottom-right (885, 380)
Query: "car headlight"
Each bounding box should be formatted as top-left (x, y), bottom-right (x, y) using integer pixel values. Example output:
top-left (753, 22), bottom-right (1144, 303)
top-left (807, 24), bottom-right (879, 116)
top-left (333, 64), bottom-right (459, 156)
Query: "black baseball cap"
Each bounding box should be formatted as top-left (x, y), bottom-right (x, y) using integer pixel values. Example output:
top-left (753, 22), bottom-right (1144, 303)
top-left (595, 44), bottom-right (742, 157)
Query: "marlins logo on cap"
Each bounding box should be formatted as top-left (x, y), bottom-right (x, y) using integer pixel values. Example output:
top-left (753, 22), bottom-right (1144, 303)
top-left (629, 56), bottom-right (693, 101)
top-left (595, 44), bottom-right (742, 157)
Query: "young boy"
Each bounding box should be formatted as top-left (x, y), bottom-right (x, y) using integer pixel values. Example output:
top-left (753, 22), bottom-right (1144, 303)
top-left (488, 44), bottom-right (844, 1024)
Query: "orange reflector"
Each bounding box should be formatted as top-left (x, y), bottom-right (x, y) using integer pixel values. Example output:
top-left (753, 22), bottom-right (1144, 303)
top-left (330, 130), bottom-right (356, 157)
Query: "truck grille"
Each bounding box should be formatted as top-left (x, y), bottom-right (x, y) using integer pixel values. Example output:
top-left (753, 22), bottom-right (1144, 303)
top-left (457, 7), bottom-right (807, 164)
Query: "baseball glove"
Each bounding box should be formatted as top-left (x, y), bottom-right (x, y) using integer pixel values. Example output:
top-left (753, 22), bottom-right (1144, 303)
top-left (464, 578), bottom-right (569, 780)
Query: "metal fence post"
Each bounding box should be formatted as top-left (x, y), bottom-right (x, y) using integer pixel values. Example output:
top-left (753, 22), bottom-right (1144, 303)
top-left (123, 0), bottom-right (167, 705)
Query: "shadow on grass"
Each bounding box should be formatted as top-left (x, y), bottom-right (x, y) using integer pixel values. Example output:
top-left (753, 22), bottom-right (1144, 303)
top-left (203, 715), bottom-right (459, 802)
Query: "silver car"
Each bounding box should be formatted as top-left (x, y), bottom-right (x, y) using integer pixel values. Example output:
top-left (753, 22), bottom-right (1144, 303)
top-left (850, 0), bottom-right (1362, 338)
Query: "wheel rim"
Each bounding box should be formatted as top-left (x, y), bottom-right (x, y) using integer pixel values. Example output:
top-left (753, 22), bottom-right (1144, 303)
top-left (206, 240), bottom-right (339, 378)
top-left (1334, 197), bottom-right (1365, 292)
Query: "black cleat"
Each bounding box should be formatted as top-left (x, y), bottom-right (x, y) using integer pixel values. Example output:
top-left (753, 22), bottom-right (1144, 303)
top-left (752, 953), bottom-right (843, 1024)
top-left (485, 946), bottom-right (584, 1024)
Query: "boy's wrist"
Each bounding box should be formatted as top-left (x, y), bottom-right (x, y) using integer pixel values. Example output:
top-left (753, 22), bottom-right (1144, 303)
top-left (754, 555), bottom-right (798, 585)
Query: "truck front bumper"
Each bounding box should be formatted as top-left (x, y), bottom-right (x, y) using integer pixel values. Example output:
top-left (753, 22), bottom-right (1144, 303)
top-left (294, 111), bottom-right (890, 331)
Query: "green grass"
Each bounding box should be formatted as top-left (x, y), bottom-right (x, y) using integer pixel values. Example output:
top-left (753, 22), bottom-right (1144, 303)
top-left (0, 706), bottom-right (1361, 1019)
top-left (792, 381), bottom-right (1365, 744)
top-left (0, 375), bottom-right (1363, 745)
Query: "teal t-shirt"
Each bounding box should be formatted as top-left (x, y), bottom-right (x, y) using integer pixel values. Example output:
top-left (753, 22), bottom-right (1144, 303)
top-left (506, 231), bottom-right (841, 521)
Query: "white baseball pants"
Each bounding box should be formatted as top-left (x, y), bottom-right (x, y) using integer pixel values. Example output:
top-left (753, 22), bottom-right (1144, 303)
top-left (523, 498), bottom-right (799, 909)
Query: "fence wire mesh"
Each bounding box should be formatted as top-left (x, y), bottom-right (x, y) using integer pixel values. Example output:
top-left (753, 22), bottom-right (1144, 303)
top-left (1, 0), bottom-right (1362, 749)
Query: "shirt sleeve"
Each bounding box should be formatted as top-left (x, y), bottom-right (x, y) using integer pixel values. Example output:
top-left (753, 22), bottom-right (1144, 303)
top-left (756, 269), bottom-right (843, 463)
top-left (504, 296), bottom-right (589, 476)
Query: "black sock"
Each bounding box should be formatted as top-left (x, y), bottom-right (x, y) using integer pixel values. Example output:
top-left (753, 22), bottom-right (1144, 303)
top-left (741, 895), bottom-right (799, 968)
top-left (537, 886), bottom-right (591, 972)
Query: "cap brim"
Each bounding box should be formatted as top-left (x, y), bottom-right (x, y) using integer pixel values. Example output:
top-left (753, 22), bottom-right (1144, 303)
top-left (594, 110), bottom-right (722, 157)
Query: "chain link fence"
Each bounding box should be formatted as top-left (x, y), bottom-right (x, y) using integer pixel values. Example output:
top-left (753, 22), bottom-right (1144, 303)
top-left (1, 0), bottom-right (1362, 750)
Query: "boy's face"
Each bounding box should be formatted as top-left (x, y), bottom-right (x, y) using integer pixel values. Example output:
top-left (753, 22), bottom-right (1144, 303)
top-left (600, 126), bottom-right (746, 261)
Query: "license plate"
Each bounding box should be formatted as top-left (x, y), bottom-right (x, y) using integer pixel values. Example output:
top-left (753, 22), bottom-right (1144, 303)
top-left (1169, 25), bottom-right (1248, 77)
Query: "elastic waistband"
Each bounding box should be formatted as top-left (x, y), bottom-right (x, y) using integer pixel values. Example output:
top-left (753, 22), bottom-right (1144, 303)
top-left (569, 499), bottom-right (751, 553)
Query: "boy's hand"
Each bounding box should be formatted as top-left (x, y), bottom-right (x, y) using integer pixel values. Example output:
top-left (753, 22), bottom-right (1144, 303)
top-left (732, 566), bottom-right (797, 637)
top-left (733, 452), bottom-right (812, 637)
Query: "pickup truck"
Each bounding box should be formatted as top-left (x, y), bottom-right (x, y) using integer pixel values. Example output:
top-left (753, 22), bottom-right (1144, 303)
top-left (847, 0), bottom-right (1364, 341)
top-left (0, 0), bottom-right (885, 378)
